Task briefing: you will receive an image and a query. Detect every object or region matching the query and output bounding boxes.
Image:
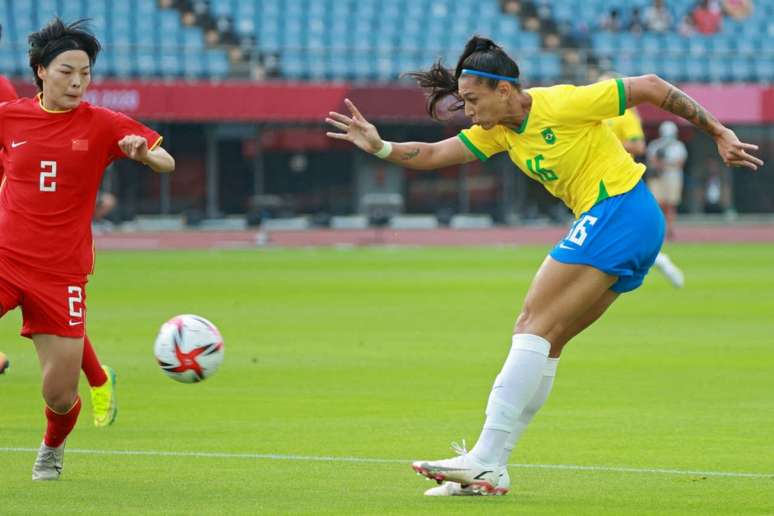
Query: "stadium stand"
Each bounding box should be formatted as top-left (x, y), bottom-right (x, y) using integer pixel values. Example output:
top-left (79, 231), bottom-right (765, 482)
top-left (209, 0), bottom-right (771, 83)
top-left (0, 0), bottom-right (231, 79)
top-left (0, 0), bottom-right (770, 83)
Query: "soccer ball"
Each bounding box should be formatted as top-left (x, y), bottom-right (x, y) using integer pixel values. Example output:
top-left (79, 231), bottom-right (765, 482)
top-left (153, 314), bottom-right (224, 383)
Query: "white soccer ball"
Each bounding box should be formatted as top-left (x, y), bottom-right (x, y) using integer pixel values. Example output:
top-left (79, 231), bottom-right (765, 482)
top-left (153, 314), bottom-right (224, 383)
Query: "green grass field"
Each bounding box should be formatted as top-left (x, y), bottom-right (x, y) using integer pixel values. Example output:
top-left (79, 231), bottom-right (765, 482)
top-left (1, 244), bottom-right (773, 514)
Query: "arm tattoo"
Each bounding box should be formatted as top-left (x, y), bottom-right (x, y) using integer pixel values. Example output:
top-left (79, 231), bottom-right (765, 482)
top-left (401, 148), bottom-right (420, 160)
top-left (659, 87), bottom-right (718, 135)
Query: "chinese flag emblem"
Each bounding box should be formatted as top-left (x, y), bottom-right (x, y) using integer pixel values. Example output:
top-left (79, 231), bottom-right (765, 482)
top-left (72, 139), bottom-right (89, 151)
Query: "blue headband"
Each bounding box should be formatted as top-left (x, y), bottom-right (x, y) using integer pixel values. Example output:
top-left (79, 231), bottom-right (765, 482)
top-left (461, 68), bottom-right (519, 84)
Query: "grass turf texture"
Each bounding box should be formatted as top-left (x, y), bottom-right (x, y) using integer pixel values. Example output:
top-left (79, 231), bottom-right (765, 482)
top-left (1, 244), bottom-right (772, 514)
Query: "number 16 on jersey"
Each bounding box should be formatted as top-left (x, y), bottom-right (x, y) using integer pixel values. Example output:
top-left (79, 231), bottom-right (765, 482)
top-left (565, 215), bottom-right (598, 246)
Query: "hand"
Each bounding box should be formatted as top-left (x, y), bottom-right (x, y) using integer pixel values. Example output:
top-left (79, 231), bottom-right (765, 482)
top-left (325, 99), bottom-right (384, 154)
top-left (118, 135), bottom-right (149, 162)
top-left (714, 128), bottom-right (764, 171)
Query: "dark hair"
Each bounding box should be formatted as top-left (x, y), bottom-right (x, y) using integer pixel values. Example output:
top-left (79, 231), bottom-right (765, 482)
top-left (406, 36), bottom-right (520, 120)
top-left (28, 17), bottom-right (101, 90)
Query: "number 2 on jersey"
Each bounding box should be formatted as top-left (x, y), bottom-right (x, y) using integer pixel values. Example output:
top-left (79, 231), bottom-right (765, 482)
top-left (40, 161), bottom-right (57, 192)
top-left (68, 286), bottom-right (83, 319)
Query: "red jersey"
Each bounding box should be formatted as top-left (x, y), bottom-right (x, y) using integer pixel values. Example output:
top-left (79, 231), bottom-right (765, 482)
top-left (0, 76), bottom-right (18, 182)
top-left (0, 94), bottom-right (161, 275)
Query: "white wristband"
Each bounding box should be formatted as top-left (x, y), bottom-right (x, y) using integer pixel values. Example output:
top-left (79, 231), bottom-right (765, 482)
top-left (373, 141), bottom-right (392, 159)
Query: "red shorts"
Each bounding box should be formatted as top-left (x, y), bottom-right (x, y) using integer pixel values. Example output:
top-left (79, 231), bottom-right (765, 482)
top-left (0, 255), bottom-right (88, 339)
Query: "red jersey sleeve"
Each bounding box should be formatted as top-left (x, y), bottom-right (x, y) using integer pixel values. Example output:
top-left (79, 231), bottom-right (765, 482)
top-left (105, 110), bottom-right (162, 161)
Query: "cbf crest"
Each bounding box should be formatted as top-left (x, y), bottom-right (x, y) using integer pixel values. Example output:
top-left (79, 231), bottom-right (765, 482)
top-left (541, 128), bottom-right (556, 144)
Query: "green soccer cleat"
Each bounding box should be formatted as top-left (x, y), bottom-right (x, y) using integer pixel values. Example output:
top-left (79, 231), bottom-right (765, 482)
top-left (91, 365), bottom-right (117, 427)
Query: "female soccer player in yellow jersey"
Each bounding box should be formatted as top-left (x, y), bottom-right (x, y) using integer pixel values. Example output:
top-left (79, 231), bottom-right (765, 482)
top-left (325, 36), bottom-right (762, 496)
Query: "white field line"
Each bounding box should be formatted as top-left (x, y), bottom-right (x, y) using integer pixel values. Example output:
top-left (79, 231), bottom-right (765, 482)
top-left (1, 447), bottom-right (771, 479)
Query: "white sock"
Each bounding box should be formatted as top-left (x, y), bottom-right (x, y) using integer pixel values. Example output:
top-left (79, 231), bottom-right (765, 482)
top-left (469, 334), bottom-right (550, 466)
top-left (498, 357), bottom-right (559, 467)
top-left (655, 252), bottom-right (671, 268)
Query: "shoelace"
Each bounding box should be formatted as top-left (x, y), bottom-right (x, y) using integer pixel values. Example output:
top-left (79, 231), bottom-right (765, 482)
top-left (450, 439), bottom-right (468, 457)
top-left (35, 447), bottom-right (61, 470)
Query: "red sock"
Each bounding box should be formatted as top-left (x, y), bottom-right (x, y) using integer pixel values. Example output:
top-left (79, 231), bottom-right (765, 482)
top-left (44, 397), bottom-right (82, 448)
top-left (82, 335), bottom-right (107, 387)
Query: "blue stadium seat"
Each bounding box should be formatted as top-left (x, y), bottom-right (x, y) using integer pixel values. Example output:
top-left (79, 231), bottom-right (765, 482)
top-left (206, 50), bottom-right (230, 78)
top-left (707, 60), bottom-right (730, 82)
top-left (730, 57), bottom-right (753, 82)
top-left (684, 57), bottom-right (708, 82)
top-left (183, 49), bottom-right (205, 78)
top-left (661, 56), bottom-right (684, 82)
top-left (641, 33), bottom-right (662, 55)
top-left (280, 49), bottom-right (305, 80)
top-left (536, 52), bottom-right (562, 82)
top-left (755, 57), bottom-right (774, 83)
top-left (136, 47), bottom-right (158, 76)
top-left (613, 55), bottom-right (637, 77)
top-left (160, 48), bottom-right (183, 77)
top-left (61, 0), bottom-right (86, 21)
top-left (182, 27), bottom-right (205, 50)
top-left (211, 0), bottom-right (234, 19)
top-left (592, 32), bottom-right (616, 58)
top-left (113, 48), bottom-right (134, 77)
top-left (35, 0), bottom-right (59, 26)
top-left (0, 47), bottom-right (18, 75)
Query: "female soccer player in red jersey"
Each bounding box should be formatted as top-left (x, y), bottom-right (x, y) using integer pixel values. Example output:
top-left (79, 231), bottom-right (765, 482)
top-left (0, 24), bottom-right (118, 429)
top-left (0, 18), bottom-right (174, 480)
top-left (326, 36), bottom-right (762, 495)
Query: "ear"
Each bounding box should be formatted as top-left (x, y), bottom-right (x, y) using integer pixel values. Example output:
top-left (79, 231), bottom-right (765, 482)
top-left (36, 64), bottom-right (47, 83)
top-left (497, 81), bottom-right (512, 98)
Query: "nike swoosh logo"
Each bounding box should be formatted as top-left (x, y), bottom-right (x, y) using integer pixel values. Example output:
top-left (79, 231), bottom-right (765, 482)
top-left (68, 320), bottom-right (83, 326)
top-left (559, 243), bottom-right (574, 250)
top-left (11, 140), bottom-right (27, 148)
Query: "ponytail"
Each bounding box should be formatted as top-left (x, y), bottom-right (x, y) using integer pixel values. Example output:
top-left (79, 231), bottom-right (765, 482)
top-left (407, 35), bottom-right (520, 120)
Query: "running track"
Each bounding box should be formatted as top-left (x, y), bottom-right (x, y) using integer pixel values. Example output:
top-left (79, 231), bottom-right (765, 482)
top-left (95, 224), bottom-right (774, 250)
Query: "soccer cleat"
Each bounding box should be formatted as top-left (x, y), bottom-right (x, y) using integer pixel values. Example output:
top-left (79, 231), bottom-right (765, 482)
top-left (91, 365), bottom-right (117, 427)
top-left (32, 441), bottom-right (65, 481)
top-left (412, 441), bottom-right (501, 495)
top-left (424, 468), bottom-right (511, 496)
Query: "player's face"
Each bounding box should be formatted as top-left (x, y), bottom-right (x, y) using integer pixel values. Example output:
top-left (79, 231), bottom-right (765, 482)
top-left (458, 75), bottom-right (509, 130)
top-left (38, 50), bottom-right (91, 110)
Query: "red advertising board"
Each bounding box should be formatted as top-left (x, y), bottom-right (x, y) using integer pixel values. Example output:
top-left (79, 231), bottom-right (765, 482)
top-left (13, 79), bottom-right (774, 124)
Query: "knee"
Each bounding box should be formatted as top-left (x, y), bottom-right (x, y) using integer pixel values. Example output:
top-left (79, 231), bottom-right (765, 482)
top-left (514, 307), bottom-right (567, 345)
top-left (513, 305), bottom-right (536, 334)
top-left (42, 389), bottom-right (78, 414)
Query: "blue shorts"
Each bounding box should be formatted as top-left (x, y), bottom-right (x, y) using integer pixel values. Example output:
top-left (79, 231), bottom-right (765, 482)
top-left (550, 180), bottom-right (665, 293)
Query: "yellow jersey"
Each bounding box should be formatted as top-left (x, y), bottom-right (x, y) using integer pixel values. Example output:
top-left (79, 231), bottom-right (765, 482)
top-left (605, 107), bottom-right (645, 144)
top-left (458, 79), bottom-right (646, 218)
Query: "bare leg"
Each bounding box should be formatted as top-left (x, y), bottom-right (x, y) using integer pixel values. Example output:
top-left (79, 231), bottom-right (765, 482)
top-left (513, 256), bottom-right (617, 345)
top-left (33, 335), bottom-right (83, 413)
top-left (549, 289), bottom-right (620, 357)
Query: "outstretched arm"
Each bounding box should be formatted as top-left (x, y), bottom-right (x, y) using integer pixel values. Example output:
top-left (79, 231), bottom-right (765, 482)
top-left (325, 99), bottom-right (476, 170)
top-left (622, 75), bottom-right (763, 171)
